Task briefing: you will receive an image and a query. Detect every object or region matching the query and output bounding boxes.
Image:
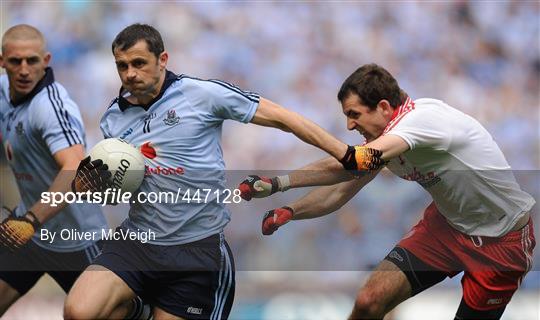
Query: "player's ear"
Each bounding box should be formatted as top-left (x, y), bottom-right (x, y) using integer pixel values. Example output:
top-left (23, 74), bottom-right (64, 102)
top-left (43, 52), bottom-right (51, 66)
top-left (158, 51), bottom-right (168, 70)
top-left (377, 99), bottom-right (393, 115)
top-left (0, 54), bottom-right (4, 68)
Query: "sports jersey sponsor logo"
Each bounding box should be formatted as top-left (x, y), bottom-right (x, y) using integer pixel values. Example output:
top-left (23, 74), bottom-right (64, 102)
top-left (120, 128), bottom-right (133, 139)
top-left (111, 159), bottom-right (131, 189)
top-left (186, 307), bottom-right (203, 315)
top-left (14, 171), bottom-right (33, 181)
top-left (144, 165), bottom-right (184, 176)
top-left (163, 109), bottom-right (180, 126)
top-left (138, 141), bottom-right (184, 176)
top-left (15, 122), bottom-right (25, 136)
top-left (401, 167), bottom-right (441, 188)
top-left (140, 142), bottom-right (157, 159)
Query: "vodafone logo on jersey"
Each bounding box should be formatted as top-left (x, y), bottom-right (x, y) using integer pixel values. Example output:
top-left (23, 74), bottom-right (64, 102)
top-left (139, 141), bottom-right (184, 176)
top-left (140, 142), bottom-right (157, 159)
top-left (145, 165), bottom-right (184, 176)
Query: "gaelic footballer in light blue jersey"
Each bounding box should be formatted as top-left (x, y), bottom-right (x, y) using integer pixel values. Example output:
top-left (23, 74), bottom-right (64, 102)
top-left (0, 25), bottom-right (110, 316)
top-left (100, 72), bottom-right (259, 245)
top-left (66, 23), bottom-right (352, 320)
top-left (0, 69), bottom-right (107, 251)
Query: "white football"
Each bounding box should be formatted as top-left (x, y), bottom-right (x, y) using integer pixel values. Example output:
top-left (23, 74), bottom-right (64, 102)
top-left (88, 138), bottom-right (145, 194)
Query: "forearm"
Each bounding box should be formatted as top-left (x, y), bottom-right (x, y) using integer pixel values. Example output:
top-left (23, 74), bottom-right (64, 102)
top-left (29, 169), bottom-right (76, 223)
top-left (288, 156), bottom-right (356, 188)
top-left (289, 176), bottom-right (371, 220)
top-left (289, 185), bottom-right (350, 220)
top-left (281, 111), bottom-right (347, 160)
top-left (252, 98), bottom-right (348, 161)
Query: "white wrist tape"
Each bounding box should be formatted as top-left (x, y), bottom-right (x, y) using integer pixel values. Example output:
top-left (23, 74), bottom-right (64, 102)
top-left (276, 175), bottom-right (291, 192)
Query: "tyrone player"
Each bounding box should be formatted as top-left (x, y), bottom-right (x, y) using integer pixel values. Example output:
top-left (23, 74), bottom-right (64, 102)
top-left (239, 64), bottom-right (535, 320)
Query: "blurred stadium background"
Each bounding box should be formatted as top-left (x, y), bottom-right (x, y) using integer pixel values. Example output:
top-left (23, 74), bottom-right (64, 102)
top-left (1, 1), bottom-right (539, 319)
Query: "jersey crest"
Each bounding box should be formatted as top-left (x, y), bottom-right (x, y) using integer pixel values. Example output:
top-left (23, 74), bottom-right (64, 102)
top-left (163, 109), bottom-right (180, 127)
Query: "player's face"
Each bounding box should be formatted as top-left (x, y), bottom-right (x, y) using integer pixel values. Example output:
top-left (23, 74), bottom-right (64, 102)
top-left (1, 39), bottom-right (50, 102)
top-left (114, 40), bottom-right (168, 100)
top-left (341, 94), bottom-right (394, 142)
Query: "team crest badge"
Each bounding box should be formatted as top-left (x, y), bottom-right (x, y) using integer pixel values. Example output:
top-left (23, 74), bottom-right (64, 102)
top-left (163, 109), bottom-right (180, 126)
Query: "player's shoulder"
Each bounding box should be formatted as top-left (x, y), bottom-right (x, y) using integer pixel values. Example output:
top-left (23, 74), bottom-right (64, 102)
top-left (399, 98), bottom-right (461, 119)
top-left (105, 97), bottom-right (121, 111)
top-left (175, 74), bottom-right (246, 94)
top-left (384, 98), bottom-right (454, 134)
top-left (101, 97), bottom-right (122, 121)
top-left (413, 98), bottom-right (449, 109)
top-left (31, 80), bottom-right (79, 113)
top-left (0, 74), bottom-right (8, 88)
top-left (175, 74), bottom-right (215, 92)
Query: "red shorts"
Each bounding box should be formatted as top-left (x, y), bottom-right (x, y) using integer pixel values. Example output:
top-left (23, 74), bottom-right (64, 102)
top-left (397, 202), bottom-right (535, 311)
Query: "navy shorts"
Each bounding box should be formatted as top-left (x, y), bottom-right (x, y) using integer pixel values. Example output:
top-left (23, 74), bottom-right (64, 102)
top-left (93, 231), bottom-right (235, 319)
top-left (0, 240), bottom-right (101, 294)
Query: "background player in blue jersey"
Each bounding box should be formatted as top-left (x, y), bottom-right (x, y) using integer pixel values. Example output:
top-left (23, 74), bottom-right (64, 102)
top-left (63, 23), bottom-right (373, 320)
top-left (0, 24), bottom-right (151, 320)
top-left (0, 24), bottom-right (108, 314)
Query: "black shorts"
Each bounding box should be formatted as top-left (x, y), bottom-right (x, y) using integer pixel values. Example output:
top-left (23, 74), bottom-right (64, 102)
top-left (0, 240), bottom-right (101, 294)
top-left (93, 231), bottom-right (235, 319)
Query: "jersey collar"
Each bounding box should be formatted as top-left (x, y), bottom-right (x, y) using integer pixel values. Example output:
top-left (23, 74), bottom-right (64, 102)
top-left (118, 70), bottom-right (178, 112)
top-left (382, 96), bottom-right (415, 135)
top-left (11, 67), bottom-right (55, 107)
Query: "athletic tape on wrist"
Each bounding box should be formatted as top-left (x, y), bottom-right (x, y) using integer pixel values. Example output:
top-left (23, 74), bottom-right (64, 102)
top-left (276, 175), bottom-right (291, 192)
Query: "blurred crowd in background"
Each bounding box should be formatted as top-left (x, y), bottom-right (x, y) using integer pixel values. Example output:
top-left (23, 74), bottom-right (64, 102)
top-left (2, 1), bottom-right (539, 314)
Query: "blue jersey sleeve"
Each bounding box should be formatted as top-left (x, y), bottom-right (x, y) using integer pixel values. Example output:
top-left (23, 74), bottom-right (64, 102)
top-left (182, 78), bottom-right (260, 123)
top-left (32, 84), bottom-right (85, 154)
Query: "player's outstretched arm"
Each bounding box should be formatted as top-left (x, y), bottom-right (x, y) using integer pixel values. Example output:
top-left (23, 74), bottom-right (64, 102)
top-left (239, 156), bottom-right (356, 200)
top-left (260, 171), bottom-right (377, 235)
top-left (251, 98), bottom-right (389, 172)
top-left (251, 98), bottom-right (350, 162)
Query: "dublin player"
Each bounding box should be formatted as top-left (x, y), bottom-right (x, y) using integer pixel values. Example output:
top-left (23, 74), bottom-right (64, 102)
top-left (0, 24), bottom-right (109, 315)
top-left (64, 24), bottom-right (373, 320)
top-left (0, 24), bottom-right (151, 320)
top-left (240, 64), bottom-right (535, 320)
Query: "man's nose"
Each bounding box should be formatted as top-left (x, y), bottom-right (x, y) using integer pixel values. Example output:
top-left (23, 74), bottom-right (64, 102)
top-left (19, 60), bottom-right (30, 77)
top-left (347, 118), bottom-right (357, 131)
top-left (126, 66), bottom-right (137, 80)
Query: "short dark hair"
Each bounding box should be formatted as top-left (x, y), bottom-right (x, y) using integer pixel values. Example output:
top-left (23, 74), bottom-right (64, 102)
top-left (337, 63), bottom-right (404, 109)
top-left (112, 23), bottom-right (164, 58)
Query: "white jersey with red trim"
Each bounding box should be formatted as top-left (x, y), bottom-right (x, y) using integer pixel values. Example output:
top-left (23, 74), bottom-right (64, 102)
top-left (384, 98), bottom-right (535, 237)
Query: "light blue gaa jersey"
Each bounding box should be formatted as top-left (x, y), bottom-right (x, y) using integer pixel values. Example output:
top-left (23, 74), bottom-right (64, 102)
top-left (0, 68), bottom-right (107, 252)
top-left (100, 71), bottom-right (259, 245)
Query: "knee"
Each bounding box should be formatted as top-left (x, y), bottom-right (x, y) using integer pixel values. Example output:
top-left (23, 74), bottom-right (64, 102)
top-left (350, 291), bottom-right (387, 319)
